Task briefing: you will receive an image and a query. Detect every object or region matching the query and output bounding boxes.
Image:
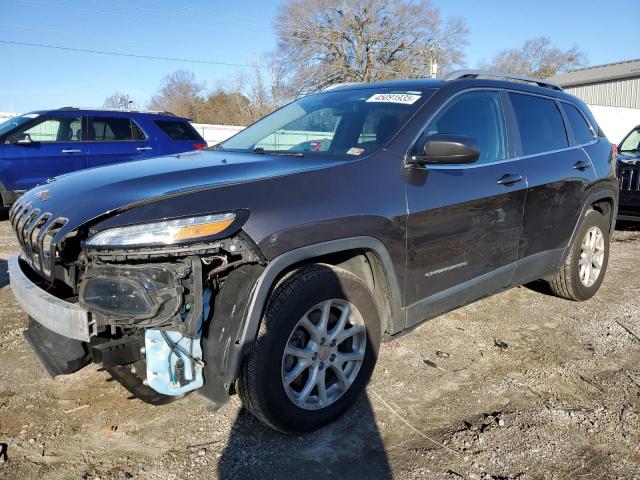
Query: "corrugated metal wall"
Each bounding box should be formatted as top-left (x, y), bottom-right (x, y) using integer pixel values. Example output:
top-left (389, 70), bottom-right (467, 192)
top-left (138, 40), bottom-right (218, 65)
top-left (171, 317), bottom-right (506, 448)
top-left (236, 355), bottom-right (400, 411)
top-left (565, 77), bottom-right (640, 109)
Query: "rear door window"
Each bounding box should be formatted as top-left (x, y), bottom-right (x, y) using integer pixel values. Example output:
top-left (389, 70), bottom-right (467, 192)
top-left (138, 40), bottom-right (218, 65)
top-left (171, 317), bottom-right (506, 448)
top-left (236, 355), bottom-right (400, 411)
top-left (509, 93), bottom-right (568, 155)
top-left (89, 117), bottom-right (146, 141)
top-left (155, 120), bottom-right (203, 141)
top-left (21, 116), bottom-right (83, 142)
top-left (562, 103), bottom-right (595, 145)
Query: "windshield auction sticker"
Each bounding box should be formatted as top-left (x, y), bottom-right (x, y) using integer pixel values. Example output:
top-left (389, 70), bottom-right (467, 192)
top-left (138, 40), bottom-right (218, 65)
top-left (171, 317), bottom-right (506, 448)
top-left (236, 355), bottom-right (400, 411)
top-left (366, 93), bottom-right (421, 105)
top-left (347, 147), bottom-right (365, 155)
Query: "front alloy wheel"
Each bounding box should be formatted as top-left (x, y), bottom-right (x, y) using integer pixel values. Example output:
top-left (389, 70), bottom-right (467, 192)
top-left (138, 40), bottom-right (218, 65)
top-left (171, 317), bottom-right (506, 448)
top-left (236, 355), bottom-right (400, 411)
top-left (238, 264), bottom-right (380, 433)
top-left (282, 299), bottom-right (367, 410)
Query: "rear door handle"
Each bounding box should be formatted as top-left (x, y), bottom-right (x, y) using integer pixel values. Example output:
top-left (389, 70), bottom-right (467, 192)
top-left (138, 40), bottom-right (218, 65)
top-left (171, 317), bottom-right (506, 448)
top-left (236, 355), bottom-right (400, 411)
top-left (61, 149), bottom-right (81, 153)
top-left (136, 146), bottom-right (153, 152)
top-left (497, 173), bottom-right (523, 186)
top-left (573, 160), bottom-right (591, 171)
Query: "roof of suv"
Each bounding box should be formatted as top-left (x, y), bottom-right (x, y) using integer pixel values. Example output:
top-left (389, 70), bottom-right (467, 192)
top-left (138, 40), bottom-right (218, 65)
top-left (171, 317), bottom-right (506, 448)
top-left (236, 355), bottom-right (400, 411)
top-left (30, 107), bottom-right (188, 121)
top-left (324, 70), bottom-right (573, 101)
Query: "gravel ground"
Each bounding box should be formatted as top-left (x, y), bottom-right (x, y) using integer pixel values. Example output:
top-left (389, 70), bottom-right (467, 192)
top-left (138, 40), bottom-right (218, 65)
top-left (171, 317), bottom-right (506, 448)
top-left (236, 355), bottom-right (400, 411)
top-left (0, 219), bottom-right (639, 480)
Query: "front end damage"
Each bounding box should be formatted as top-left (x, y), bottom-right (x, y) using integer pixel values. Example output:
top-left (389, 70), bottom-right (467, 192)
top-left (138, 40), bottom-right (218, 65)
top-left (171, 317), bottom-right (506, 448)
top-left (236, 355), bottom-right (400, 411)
top-left (9, 200), bottom-right (266, 406)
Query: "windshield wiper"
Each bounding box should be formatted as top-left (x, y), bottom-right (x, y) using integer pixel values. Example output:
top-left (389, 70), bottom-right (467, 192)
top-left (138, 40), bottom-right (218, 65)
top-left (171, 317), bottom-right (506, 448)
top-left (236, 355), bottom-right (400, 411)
top-left (253, 147), bottom-right (304, 157)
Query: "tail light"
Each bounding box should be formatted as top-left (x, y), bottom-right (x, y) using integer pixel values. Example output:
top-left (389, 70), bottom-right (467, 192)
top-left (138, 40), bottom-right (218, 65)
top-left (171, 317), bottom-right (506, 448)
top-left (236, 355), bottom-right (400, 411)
top-left (193, 143), bottom-right (207, 150)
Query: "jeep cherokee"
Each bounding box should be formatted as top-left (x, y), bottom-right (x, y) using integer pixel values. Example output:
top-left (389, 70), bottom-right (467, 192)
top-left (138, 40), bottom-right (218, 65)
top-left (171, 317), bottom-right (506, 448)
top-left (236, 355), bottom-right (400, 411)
top-left (8, 70), bottom-right (619, 433)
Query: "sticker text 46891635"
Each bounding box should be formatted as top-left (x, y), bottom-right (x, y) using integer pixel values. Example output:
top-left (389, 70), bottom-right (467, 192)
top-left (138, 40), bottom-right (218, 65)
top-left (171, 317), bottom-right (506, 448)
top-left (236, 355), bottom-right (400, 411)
top-left (365, 93), bottom-right (422, 105)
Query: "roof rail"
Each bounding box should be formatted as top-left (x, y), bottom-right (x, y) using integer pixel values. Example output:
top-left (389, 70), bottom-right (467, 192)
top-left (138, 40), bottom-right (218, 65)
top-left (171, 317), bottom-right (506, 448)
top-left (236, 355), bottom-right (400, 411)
top-left (444, 70), bottom-right (563, 91)
top-left (322, 82), bottom-right (363, 91)
top-left (56, 106), bottom-right (176, 115)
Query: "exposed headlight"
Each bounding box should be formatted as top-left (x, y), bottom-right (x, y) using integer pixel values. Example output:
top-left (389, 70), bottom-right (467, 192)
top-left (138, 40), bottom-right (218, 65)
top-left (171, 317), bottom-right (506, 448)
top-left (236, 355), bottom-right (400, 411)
top-left (85, 212), bottom-right (236, 248)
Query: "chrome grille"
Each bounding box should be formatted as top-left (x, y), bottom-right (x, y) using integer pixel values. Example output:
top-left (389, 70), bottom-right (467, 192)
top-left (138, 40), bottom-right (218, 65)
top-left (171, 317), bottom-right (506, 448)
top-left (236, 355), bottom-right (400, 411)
top-left (9, 199), bottom-right (67, 279)
top-left (618, 163), bottom-right (640, 192)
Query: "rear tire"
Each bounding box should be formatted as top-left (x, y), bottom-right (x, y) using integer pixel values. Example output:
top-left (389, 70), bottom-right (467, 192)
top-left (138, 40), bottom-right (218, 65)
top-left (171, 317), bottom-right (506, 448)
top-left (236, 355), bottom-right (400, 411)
top-left (548, 209), bottom-right (610, 301)
top-left (237, 264), bottom-right (380, 434)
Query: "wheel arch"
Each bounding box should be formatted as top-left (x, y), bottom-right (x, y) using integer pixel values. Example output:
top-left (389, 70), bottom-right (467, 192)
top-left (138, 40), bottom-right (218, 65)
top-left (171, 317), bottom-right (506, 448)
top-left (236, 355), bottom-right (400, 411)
top-left (237, 238), bottom-right (401, 375)
top-left (560, 188), bottom-right (618, 267)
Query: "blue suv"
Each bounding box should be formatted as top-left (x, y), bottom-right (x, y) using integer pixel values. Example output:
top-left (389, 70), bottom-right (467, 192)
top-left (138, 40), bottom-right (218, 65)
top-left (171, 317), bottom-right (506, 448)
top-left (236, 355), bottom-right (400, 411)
top-left (0, 108), bottom-right (207, 207)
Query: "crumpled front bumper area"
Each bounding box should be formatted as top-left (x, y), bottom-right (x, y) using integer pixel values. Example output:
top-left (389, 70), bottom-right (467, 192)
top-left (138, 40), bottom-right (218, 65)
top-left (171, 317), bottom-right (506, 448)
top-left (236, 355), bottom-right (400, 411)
top-left (8, 254), bottom-right (94, 376)
top-left (8, 254), bottom-right (94, 342)
top-left (23, 318), bottom-right (91, 377)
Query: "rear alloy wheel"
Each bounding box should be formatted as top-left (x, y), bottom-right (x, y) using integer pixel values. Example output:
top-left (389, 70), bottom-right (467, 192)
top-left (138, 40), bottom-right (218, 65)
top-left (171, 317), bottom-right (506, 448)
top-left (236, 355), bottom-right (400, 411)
top-left (549, 209), bottom-right (610, 301)
top-left (578, 226), bottom-right (606, 288)
top-left (238, 264), bottom-right (380, 434)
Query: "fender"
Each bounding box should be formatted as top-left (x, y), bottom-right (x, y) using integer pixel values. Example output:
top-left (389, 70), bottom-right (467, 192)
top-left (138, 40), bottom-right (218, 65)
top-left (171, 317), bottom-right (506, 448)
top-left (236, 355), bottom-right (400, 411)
top-left (559, 187), bottom-right (618, 267)
top-left (201, 236), bottom-right (404, 403)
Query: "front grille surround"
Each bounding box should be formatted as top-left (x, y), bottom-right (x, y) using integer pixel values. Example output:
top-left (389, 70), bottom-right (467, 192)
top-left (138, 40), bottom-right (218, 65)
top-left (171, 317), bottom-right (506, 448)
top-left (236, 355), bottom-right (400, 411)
top-left (10, 198), bottom-right (68, 280)
top-left (618, 163), bottom-right (640, 192)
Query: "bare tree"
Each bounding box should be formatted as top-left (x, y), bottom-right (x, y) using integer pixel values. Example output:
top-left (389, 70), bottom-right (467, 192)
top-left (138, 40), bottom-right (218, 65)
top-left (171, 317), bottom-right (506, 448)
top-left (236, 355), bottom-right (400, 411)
top-left (103, 92), bottom-right (132, 109)
top-left (196, 90), bottom-right (253, 126)
top-left (148, 70), bottom-right (204, 118)
top-left (481, 37), bottom-right (586, 78)
top-left (204, 58), bottom-right (293, 125)
top-left (273, 0), bottom-right (468, 94)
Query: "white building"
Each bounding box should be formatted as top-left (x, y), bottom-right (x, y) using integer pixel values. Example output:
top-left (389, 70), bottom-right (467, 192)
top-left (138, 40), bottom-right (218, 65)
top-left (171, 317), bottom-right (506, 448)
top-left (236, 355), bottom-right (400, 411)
top-left (552, 59), bottom-right (640, 144)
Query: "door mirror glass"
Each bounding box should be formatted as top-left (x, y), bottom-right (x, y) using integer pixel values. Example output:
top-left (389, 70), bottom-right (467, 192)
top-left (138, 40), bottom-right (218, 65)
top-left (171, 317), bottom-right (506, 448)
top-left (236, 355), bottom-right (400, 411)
top-left (408, 134), bottom-right (479, 166)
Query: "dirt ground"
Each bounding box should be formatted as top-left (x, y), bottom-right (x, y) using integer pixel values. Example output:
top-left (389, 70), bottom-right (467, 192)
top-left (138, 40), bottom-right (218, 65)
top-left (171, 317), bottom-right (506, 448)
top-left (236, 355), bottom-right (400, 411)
top-left (0, 219), bottom-right (639, 480)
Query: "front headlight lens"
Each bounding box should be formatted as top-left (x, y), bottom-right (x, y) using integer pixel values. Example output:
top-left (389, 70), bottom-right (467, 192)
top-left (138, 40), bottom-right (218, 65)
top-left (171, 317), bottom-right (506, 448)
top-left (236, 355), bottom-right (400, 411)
top-left (85, 212), bottom-right (236, 248)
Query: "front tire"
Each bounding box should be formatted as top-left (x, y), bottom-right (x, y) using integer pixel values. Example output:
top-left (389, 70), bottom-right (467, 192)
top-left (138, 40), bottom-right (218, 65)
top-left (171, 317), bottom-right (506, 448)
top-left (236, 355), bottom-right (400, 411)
top-left (237, 264), bottom-right (381, 434)
top-left (548, 209), bottom-right (610, 301)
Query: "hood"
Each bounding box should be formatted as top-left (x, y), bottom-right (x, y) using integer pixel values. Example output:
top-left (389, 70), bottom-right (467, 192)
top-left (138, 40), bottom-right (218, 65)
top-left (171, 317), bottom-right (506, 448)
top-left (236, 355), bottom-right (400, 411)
top-left (16, 149), bottom-right (344, 234)
top-left (618, 151), bottom-right (640, 163)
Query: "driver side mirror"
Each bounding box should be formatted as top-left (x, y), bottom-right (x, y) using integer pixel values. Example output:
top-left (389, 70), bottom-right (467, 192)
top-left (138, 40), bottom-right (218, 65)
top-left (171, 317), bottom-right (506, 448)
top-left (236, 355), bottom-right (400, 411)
top-left (407, 134), bottom-right (479, 167)
top-left (9, 133), bottom-right (35, 145)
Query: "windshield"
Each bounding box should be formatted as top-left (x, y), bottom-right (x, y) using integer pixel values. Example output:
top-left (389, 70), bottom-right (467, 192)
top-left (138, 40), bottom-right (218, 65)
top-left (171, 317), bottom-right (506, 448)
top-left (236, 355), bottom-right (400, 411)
top-left (0, 113), bottom-right (39, 137)
top-left (222, 87), bottom-right (435, 158)
top-left (620, 127), bottom-right (640, 152)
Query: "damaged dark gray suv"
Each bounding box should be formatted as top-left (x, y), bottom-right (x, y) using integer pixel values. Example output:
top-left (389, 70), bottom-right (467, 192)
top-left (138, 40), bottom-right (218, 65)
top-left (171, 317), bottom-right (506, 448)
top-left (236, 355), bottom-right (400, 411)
top-left (8, 71), bottom-right (619, 433)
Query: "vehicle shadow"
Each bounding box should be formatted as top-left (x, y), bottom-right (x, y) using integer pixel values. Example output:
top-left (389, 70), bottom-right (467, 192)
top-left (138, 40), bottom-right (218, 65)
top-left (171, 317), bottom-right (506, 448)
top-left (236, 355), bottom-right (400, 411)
top-left (0, 259), bottom-right (8, 288)
top-left (216, 394), bottom-right (391, 479)
top-left (615, 220), bottom-right (640, 232)
top-left (524, 279), bottom-right (554, 296)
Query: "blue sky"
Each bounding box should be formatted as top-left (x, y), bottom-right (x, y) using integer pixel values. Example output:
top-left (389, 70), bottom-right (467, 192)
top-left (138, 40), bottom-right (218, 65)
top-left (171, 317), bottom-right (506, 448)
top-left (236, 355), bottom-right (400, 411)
top-left (0, 0), bottom-right (636, 113)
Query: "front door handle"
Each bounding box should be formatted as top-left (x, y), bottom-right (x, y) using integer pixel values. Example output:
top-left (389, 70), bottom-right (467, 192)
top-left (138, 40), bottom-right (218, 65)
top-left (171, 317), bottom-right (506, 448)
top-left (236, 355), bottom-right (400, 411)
top-left (497, 173), bottom-right (523, 186)
top-left (573, 160), bottom-right (591, 171)
top-left (136, 146), bottom-right (153, 152)
top-left (61, 149), bottom-right (82, 153)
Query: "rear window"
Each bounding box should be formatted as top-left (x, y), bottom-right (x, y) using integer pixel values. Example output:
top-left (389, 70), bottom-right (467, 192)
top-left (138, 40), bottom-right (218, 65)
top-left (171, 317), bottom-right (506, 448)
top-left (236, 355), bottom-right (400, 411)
top-left (509, 93), bottom-right (568, 156)
top-left (562, 103), bottom-right (595, 145)
top-left (90, 117), bottom-right (146, 141)
top-left (155, 120), bottom-right (202, 141)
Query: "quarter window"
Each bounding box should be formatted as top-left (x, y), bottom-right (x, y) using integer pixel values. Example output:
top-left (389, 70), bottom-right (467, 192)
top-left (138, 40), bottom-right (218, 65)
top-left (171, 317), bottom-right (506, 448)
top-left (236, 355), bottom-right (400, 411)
top-left (155, 120), bottom-right (204, 141)
top-left (509, 93), bottom-right (568, 155)
top-left (562, 103), bottom-right (595, 145)
top-left (418, 91), bottom-right (507, 163)
top-left (89, 117), bottom-right (145, 141)
top-left (21, 116), bottom-right (82, 142)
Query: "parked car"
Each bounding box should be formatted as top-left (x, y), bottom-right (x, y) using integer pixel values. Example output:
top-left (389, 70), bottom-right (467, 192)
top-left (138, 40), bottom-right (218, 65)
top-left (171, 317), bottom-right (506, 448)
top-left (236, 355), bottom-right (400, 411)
top-left (616, 125), bottom-right (640, 221)
top-left (0, 108), bottom-right (207, 207)
top-left (8, 71), bottom-right (618, 434)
